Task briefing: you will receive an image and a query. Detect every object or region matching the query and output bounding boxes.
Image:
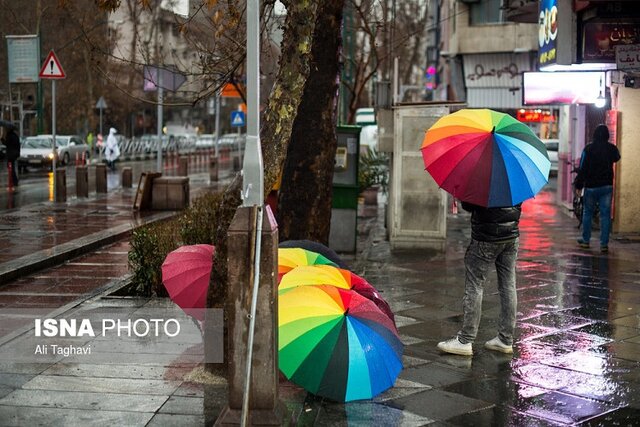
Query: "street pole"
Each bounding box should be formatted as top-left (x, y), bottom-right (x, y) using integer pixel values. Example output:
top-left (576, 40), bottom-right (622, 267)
top-left (241, 1), bottom-right (264, 426)
top-left (214, 92), bottom-right (220, 158)
top-left (52, 79), bottom-right (57, 201)
top-left (156, 71), bottom-right (163, 173)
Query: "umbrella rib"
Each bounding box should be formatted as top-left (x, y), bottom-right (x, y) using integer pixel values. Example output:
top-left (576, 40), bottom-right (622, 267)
top-left (436, 134), bottom-right (493, 197)
top-left (494, 136), bottom-right (549, 201)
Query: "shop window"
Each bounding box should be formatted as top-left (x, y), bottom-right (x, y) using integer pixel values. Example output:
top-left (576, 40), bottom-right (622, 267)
top-left (469, 0), bottom-right (504, 25)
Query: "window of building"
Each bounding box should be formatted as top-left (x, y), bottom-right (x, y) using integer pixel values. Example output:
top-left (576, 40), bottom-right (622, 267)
top-left (469, 0), bottom-right (504, 25)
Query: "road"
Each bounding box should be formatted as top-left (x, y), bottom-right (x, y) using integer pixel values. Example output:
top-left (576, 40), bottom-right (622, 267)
top-left (0, 151), bottom-right (226, 211)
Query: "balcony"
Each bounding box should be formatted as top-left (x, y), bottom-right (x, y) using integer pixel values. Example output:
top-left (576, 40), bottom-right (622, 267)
top-left (504, 0), bottom-right (539, 23)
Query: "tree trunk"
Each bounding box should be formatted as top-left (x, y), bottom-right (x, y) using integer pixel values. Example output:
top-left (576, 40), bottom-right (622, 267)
top-left (277, 0), bottom-right (345, 244)
top-left (207, 0), bottom-right (319, 361)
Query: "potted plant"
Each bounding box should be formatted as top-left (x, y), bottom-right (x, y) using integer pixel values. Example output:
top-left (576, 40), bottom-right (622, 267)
top-left (358, 148), bottom-right (389, 205)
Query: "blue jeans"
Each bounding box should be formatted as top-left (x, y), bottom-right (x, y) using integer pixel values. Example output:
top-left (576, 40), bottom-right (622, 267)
top-left (458, 238), bottom-right (519, 345)
top-left (582, 185), bottom-right (613, 247)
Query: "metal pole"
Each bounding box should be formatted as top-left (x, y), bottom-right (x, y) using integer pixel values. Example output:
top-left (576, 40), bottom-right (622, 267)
top-left (241, 1), bottom-right (263, 425)
top-left (99, 107), bottom-right (103, 164)
top-left (52, 79), bottom-right (57, 201)
top-left (156, 72), bottom-right (164, 173)
top-left (214, 92), bottom-right (220, 158)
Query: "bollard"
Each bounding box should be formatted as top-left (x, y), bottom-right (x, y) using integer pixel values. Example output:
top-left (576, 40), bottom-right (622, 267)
top-left (209, 158), bottom-right (219, 182)
top-left (178, 157), bottom-right (189, 176)
top-left (55, 169), bottom-right (67, 202)
top-left (76, 165), bottom-right (89, 198)
top-left (122, 167), bottom-right (133, 188)
top-left (95, 164), bottom-right (107, 193)
top-left (216, 206), bottom-right (283, 425)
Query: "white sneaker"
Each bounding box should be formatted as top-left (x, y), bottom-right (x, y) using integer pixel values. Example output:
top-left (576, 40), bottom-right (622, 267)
top-left (484, 336), bottom-right (513, 354)
top-left (437, 337), bottom-right (473, 356)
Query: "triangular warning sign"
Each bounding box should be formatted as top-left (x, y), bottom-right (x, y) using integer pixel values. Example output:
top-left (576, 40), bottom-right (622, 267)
top-left (39, 50), bottom-right (66, 79)
top-left (232, 112), bottom-right (245, 126)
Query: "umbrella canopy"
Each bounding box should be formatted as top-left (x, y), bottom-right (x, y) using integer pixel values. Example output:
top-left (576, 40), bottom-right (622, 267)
top-left (421, 108), bottom-right (550, 207)
top-left (278, 285), bottom-right (403, 402)
top-left (278, 247), bottom-right (338, 281)
top-left (161, 244), bottom-right (214, 321)
top-left (279, 264), bottom-right (395, 323)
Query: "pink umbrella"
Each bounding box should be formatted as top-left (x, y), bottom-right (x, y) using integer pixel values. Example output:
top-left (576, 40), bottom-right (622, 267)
top-left (161, 244), bottom-right (215, 321)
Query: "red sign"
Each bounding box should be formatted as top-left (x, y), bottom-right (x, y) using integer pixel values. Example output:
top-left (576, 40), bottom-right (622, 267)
top-left (583, 22), bottom-right (640, 62)
top-left (516, 110), bottom-right (555, 123)
top-left (39, 50), bottom-right (65, 79)
top-left (606, 109), bottom-right (618, 146)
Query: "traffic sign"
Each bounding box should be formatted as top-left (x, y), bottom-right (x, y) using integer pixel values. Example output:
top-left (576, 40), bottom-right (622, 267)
top-left (95, 96), bottom-right (108, 109)
top-left (39, 50), bottom-right (65, 79)
top-left (231, 111), bottom-right (246, 127)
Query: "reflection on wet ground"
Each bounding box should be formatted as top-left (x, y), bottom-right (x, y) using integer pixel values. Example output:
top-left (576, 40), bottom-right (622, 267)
top-left (1, 181), bottom-right (640, 425)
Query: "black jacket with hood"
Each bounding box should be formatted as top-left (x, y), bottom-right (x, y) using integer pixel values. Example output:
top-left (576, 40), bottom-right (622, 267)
top-left (461, 202), bottom-right (521, 243)
top-left (575, 124), bottom-right (620, 190)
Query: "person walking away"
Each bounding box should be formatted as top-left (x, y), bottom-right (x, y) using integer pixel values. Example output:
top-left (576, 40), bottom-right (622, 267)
top-left (575, 124), bottom-right (620, 253)
top-left (437, 201), bottom-right (521, 356)
top-left (105, 127), bottom-right (120, 171)
top-left (2, 125), bottom-right (21, 186)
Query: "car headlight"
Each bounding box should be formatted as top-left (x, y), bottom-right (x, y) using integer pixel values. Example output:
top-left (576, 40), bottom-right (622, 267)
top-left (48, 152), bottom-right (55, 160)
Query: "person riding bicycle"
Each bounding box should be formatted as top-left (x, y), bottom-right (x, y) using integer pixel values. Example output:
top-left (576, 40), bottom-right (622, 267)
top-left (574, 124), bottom-right (620, 253)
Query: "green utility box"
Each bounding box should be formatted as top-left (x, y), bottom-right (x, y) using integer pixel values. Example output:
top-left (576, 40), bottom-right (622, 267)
top-left (329, 126), bottom-right (360, 253)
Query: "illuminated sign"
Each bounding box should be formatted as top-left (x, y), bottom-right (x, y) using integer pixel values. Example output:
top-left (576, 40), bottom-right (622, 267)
top-left (583, 23), bottom-right (640, 62)
top-left (516, 109), bottom-right (555, 123)
top-left (522, 71), bottom-right (605, 105)
top-left (538, 0), bottom-right (558, 66)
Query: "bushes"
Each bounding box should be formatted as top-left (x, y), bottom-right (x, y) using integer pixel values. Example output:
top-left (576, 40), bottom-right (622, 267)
top-left (128, 191), bottom-right (224, 297)
top-left (128, 219), bottom-right (180, 296)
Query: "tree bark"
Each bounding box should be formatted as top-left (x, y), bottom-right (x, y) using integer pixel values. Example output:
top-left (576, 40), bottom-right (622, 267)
top-left (276, 0), bottom-right (345, 244)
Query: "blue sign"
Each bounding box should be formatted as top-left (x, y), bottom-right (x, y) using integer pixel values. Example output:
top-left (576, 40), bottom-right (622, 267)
top-left (538, 0), bottom-right (558, 67)
top-left (231, 111), bottom-right (245, 127)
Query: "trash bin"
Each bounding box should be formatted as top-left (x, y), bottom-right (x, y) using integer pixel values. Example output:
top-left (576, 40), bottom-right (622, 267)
top-left (329, 125), bottom-right (360, 253)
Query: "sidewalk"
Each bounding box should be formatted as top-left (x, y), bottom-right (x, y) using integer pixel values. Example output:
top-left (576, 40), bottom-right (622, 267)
top-left (1, 181), bottom-right (640, 425)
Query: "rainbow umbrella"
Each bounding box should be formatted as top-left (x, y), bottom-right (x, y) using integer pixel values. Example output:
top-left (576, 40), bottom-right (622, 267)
top-left (420, 108), bottom-right (550, 207)
top-left (278, 247), bottom-right (337, 281)
top-left (279, 285), bottom-right (403, 402)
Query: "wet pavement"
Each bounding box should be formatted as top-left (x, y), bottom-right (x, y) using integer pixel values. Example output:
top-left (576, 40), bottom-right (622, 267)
top-left (0, 177), bottom-right (640, 425)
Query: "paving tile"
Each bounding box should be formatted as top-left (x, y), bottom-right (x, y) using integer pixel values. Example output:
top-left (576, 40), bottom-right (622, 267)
top-left (399, 362), bottom-right (471, 388)
top-left (21, 375), bottom-right (181, 395)
top-left (146, 413), bottom-right (205, 426)
top-left (0, 406), bottom-right (155, 426)
top-left (385, 389), bottom-right (493, 422)
top-left (42, 363), bottom-right (174, 380)
top-left (158, 395), bottom-right (203, 415)
top-left (0, 389), bottom-right (168, 412)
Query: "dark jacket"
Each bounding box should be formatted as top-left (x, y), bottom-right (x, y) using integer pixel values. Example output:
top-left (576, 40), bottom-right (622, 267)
top-left (3, 128), bottom-right (20, 162)
top-left (574, 126), bottom-right (620, 190)
top-left (462, 202), bottom-right (521, 243)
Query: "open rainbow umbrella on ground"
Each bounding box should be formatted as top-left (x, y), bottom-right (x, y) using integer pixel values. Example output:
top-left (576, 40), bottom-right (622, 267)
top-left (278, 247), bottom-right (338, 282)
top-left (279, 285), bottom-right (403, 402)
top-left (279, 264), bottom-right (395, 323)
top-left (421, 108), bottom-right (550, 207)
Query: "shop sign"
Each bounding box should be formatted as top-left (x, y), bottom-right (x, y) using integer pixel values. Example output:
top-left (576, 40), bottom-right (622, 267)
top-left (615, 44), bottom-right (640, 70)
top-left (516, 109), bottom-right (555, 123)
top-left (583, 22), bottom-right (640, 62)
top-left (538, 0), bottom-right (559, 66)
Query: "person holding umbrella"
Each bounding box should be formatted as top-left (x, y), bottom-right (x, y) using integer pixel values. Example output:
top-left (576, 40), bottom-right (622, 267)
top-left (1, 123), bottom-right (20, 186)
top-left (420, 109), bottom-right (551, 356)
top-left (437, 201), bottom-right (521, 356)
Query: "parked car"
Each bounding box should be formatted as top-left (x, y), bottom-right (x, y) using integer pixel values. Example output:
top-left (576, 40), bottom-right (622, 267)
top-left (196, 134), bottom-right (215, 149)
top-left (218, 133), bottom-right (246, 151)
top-left (18, 135), bottom-right (89, 171)
top-left (543, 139), bottom-right (559, 175)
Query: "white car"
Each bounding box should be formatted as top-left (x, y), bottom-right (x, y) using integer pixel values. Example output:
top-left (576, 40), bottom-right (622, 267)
top-left (543, 139), bottom-right (559, 175)
top-left (18, 135), bottom-right (89, 171)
